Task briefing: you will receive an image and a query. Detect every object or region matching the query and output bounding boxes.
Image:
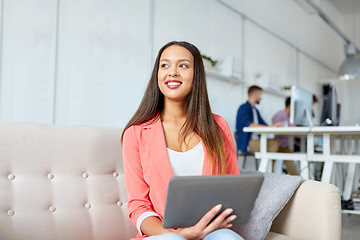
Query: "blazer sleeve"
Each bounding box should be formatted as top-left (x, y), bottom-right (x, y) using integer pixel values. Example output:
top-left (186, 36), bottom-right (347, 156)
top-left (122, 126), bottom-right (158, 227)
top-left (215, 115), bottom-right (240, 175)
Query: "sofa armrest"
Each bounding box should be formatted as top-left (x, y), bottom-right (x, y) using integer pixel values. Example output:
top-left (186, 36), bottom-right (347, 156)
top-left (270, 180), bottom-right (341, 240)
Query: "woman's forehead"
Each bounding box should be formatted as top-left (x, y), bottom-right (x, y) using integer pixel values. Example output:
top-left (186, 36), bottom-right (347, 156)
top-left (160, 45), bottom-right (194, 62)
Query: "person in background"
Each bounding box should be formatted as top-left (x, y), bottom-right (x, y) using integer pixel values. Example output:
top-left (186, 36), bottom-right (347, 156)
top-left (272, 97), bottom-right (298, 175)
top-left (236, 85), bottom-right (282, 155)
top-left (312, 94), bottom-right (318, 118)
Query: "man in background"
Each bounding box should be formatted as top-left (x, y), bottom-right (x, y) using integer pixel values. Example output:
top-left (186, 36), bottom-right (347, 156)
top-left (272, 97), bottom-right (298, 175)
top-left (236, 85), bottom-right (281, 155)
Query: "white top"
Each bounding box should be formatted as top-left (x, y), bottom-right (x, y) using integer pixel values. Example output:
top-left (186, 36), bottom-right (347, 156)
top-left (251, 107), bottom-right (259, 140)
top-left (136, 141), bottom-right (205, 235)
top-left (167, 141), bottom-right (204, 176)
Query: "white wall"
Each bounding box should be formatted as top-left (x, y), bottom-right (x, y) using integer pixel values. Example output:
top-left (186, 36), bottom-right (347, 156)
top-left (223, 0), bottom-right (344, 71)
top-left (0, 0), bottom-right (150, 128)
top-left (55, 0), bottom-right (150, 128)
top-left (332, 81), bottom-right (360, 126)
top-left (0, 0), bottom-right (349, 132)
top-left (342, 2), bottom-right (360, 50)
top-left (0, 0), bottom-right (57, 124)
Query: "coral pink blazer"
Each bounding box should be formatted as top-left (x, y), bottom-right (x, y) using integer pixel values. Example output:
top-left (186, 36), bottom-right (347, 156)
top-left (122, 114), bottom-right (240, 239)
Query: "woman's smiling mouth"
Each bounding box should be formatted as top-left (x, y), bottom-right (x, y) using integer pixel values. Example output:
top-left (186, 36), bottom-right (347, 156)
top-left (165, 80), bottom-right (182, 89)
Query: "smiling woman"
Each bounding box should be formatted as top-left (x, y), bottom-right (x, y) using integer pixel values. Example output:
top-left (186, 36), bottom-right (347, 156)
top-left (121, 41), bottom-right (242, 240)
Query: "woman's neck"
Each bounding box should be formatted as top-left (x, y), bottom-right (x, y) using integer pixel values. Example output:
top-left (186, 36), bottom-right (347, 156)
top-left (161, 99), bottom-right (187, 122)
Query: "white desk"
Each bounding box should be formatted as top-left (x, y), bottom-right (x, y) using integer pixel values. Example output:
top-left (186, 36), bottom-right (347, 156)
top-left (243, 127), bottom-right (310, 178)
top-left (244, 126), bottom-right (360, 205)
top-left (307, 127), bottom-right (360, 203)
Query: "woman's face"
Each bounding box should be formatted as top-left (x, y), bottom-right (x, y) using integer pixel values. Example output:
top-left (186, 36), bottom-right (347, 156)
top-left (158, 45), bottom-right (194, 103)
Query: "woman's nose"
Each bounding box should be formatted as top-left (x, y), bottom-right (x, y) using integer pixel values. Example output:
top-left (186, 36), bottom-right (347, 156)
top-left (168, 67), bottom-right (178, 76)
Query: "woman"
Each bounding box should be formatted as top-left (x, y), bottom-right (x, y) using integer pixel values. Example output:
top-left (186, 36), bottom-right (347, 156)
top-left (122, 41), bottom-right (243, 240)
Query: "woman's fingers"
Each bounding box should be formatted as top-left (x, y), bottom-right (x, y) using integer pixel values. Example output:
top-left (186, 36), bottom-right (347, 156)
top-left (204, 208), bottom-right (237, 234)
top-left (195, 204), bottom-right (222, 229)
top-left (225, 223), bottom-right (233, 228)
top-left (176, 206), bottom-right (238, 240)
top-left (226, 214), bottom-right (237, 223)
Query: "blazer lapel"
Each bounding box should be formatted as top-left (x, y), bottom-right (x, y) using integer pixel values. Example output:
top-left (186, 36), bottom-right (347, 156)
top-left (142, 116), bottom-right (174, 183)
top-left (201, 141), bottom-right (212, 175)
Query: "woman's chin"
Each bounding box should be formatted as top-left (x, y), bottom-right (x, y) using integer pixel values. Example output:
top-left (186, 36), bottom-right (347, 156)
top-left (163, 95), bottom-right (188, 103)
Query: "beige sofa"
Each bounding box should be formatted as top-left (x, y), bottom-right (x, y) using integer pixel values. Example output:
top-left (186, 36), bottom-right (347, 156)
top-left (0, 123), bottom-right (341, 240)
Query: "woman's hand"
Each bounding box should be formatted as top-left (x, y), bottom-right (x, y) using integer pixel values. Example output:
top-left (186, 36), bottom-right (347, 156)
top-left (174, 204), bottom-right (237, 240)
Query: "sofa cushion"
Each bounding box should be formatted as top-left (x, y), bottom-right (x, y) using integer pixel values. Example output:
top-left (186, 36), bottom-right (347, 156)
top-left (0, 123), bottom-right (137, 240)
top-left (233, 171), bottom-right (302, 240)
top-left (265, 231), bottom-right (302, 240)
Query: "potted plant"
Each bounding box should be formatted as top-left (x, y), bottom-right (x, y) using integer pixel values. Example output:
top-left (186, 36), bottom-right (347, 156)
top-left (201, 54), bottom-right (218, 70)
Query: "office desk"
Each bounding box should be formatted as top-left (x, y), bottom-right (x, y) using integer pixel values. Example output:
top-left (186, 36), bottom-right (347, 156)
top-left (243, 127), bottom-right (310, 178)
top-left (244, 126), bottom-right (360, 214)
top-left (307, 127), bottom-right (360, 204)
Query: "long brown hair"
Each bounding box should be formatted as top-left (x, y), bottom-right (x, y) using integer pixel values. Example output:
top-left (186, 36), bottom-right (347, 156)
top-left (121, 41), bottom-right (227, 174)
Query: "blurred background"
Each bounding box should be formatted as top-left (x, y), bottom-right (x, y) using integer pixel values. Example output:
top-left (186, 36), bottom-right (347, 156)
top-left (0, 0), bottom-right (359, 132)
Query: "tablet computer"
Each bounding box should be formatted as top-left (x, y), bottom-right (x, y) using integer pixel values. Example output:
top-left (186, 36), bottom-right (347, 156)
top-left (162, 174), bottom-right (263, 228)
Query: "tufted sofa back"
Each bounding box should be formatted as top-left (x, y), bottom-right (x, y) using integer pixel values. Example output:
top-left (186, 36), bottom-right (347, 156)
top-left (0, 123), bottom-right (137, 240)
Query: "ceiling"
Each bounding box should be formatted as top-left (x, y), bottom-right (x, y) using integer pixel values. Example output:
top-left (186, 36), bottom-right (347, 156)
top-left (326, 0), bottom-right (360, 14)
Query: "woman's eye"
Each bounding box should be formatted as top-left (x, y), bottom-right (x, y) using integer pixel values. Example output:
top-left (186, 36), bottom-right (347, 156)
top-left (161, 63), bottom-right (169, 68)
top-left (179, 64), bottom-right (188, 68)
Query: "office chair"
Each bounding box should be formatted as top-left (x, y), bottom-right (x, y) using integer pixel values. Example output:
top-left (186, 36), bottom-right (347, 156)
top-left (234, 130), bottom-right (258, 170)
